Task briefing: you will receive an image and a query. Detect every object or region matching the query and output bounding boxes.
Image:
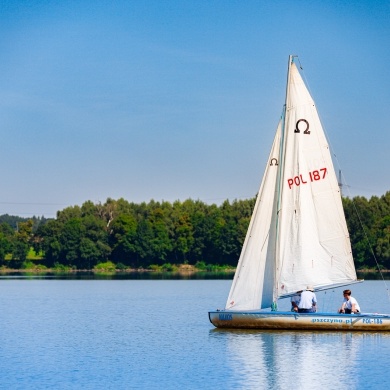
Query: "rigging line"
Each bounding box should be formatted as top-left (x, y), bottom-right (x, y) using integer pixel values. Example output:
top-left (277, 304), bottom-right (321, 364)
top-left (337, 166), bottom-right (390, 301)
top-left (298, 64), bottom-right (345, 184)
top-left (0, 201), bottom-right (69, 206)
top-left (296, 57), bottom-right (303, 70)
top-left (322, 290), bottom-right (329, 312)
top-left (347, 186), bottom-right (390, 302)
top-left (298, 61), bottom-right (390, 304)
top-left (273, 56), bottom-right (294, 307)
top-left (344, 186), bottom-right (385, 194)
top-left (1, 213), bottom-right (54, 218)
top-left (332, 150), bottom-right (390, 303)
top-left (295, 58), bottom-right (315, 100)
top-left (322, 290), bottom-right (334, 313)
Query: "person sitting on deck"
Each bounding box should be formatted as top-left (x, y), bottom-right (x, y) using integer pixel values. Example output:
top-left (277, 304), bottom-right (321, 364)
top-left (297, 286), bottom-right (317, 313)
top-left (291, 290), bottom-right (302, 312)
top-left (338, 289), bottom-right (361, 314)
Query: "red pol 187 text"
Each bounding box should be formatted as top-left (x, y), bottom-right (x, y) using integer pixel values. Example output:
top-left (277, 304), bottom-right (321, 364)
top-left (287, 168), bottom-right (327, 189)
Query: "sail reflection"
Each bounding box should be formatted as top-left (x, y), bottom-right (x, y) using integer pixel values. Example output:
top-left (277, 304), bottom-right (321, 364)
top-left (212, 330), bottom-right (389, 389)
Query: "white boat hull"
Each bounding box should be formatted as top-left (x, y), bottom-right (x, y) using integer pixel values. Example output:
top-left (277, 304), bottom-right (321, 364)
top-left (208, 310), bottom-right (390, 331)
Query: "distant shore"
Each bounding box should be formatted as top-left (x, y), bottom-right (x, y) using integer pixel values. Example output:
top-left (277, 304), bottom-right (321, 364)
top-left (0, 265), bottom-right (387, 274)
top-left (0, 264), bottom-right (236, 275)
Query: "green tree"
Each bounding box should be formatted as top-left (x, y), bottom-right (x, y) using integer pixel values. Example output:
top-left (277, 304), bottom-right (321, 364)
top-left (15, 191), bottom-right (390, 271)
top-left (60, 218), bottom-right (83, 266)
top-left (110, 214), bottom-right (138, 266)
top-left (172, 212), bottom-right (194, 263)
top-left (34, 220), bottom-right (62, 267)
top-left (11, 220), bottom-right (33, 268)
top-left (0, 222), bottom-right (14, 264)
top-left (148, 207), bottom-right (172, 265)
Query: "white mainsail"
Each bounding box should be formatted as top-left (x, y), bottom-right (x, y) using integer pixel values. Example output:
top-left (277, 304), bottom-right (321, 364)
top-left (276, 60), bottom-right (357, 297)
top-left (226, 57), bottom-right (357, 310)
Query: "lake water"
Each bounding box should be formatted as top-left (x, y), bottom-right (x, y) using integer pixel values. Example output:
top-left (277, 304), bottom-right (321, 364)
top-left (1, 279), bottom-right (390, 389)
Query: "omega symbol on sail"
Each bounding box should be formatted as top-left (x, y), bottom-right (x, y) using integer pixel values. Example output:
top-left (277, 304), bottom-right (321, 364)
top-left (294, 119), bottom-right (310, 134)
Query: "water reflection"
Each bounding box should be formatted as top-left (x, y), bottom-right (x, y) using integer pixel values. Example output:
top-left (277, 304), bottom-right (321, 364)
top-left (210, 329), bottom-right (390, 389)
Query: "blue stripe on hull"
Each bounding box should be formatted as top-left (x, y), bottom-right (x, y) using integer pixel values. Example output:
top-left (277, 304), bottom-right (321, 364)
top-left (208, 310), bottom-right (390, 331)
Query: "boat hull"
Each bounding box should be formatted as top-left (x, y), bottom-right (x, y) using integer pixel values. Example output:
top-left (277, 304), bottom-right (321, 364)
top-left (208, 310), bottom-right (390, 331)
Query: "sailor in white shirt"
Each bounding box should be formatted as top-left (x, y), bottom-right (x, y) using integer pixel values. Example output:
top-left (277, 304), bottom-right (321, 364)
top-left (338, 289), bottom-right (361, 314)
top-left (297, 286), bottom-right (317, 313)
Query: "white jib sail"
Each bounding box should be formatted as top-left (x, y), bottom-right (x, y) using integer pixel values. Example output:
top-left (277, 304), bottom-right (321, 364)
top-left (225, 121), bottom-right (281, 310)
top-left (276, 61), bottom-right (357, 297)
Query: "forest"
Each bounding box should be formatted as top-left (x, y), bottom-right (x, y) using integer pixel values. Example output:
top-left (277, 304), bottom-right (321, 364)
top-left (0, 192), bottom-right (389, 271)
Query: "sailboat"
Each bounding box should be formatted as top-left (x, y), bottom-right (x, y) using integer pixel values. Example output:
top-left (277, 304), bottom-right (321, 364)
top-left (209, 55), bottom-right (390, 330)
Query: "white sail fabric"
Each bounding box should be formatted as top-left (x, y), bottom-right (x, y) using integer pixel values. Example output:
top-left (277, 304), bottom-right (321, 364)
top-left (276, 62), bottom-right (357, 297)
top-left (225, 58), bottom-right (357, 310)
top-left (225, 121), bottom-right (281, 310)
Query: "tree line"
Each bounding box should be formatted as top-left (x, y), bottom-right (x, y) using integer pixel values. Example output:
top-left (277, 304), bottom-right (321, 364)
top-left (0, 192), bottom-right (389, 270)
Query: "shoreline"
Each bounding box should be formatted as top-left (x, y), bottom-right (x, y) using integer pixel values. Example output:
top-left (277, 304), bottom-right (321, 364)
top-left (0, 267), bottom-right (386, 274)
top-left (0, 264), bottom-right (236, 275)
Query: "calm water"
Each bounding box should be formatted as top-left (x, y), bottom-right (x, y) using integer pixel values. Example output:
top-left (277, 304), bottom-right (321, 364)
top-left (1, 279), bottom-right (390, 389)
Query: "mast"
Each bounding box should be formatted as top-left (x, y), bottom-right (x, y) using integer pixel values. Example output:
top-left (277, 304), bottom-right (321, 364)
top-left (338, 169), bottom-right (343, 196)
top-left (272, 55), bottom-right (295, 308)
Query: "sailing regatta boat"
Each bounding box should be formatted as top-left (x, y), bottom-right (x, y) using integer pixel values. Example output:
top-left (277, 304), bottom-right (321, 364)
top-left (209, 55), bottom-right (390, 330)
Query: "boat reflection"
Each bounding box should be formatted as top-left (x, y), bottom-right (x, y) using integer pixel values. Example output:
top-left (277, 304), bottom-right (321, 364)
top-left (210, 329), bottom-right (389, 389)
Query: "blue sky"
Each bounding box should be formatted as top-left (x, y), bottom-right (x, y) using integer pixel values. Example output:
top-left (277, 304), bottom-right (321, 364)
top-left (1, 0), bottom-right (389, 217)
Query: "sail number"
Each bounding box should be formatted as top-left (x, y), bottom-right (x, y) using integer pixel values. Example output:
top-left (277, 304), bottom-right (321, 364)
top-left (363, 318), bottom-right (383, 324)
top-left (219, 313), bottom-right (233, 321)
top-left (287, 168), bottom-right (327, 189)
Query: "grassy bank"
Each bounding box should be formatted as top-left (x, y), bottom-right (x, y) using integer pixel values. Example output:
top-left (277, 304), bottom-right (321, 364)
top-left (0, 262), bottom-right (236, 274)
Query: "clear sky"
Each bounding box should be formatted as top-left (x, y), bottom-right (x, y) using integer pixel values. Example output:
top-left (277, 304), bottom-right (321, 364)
top-left (1, 0), bottom-right (389, 218)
